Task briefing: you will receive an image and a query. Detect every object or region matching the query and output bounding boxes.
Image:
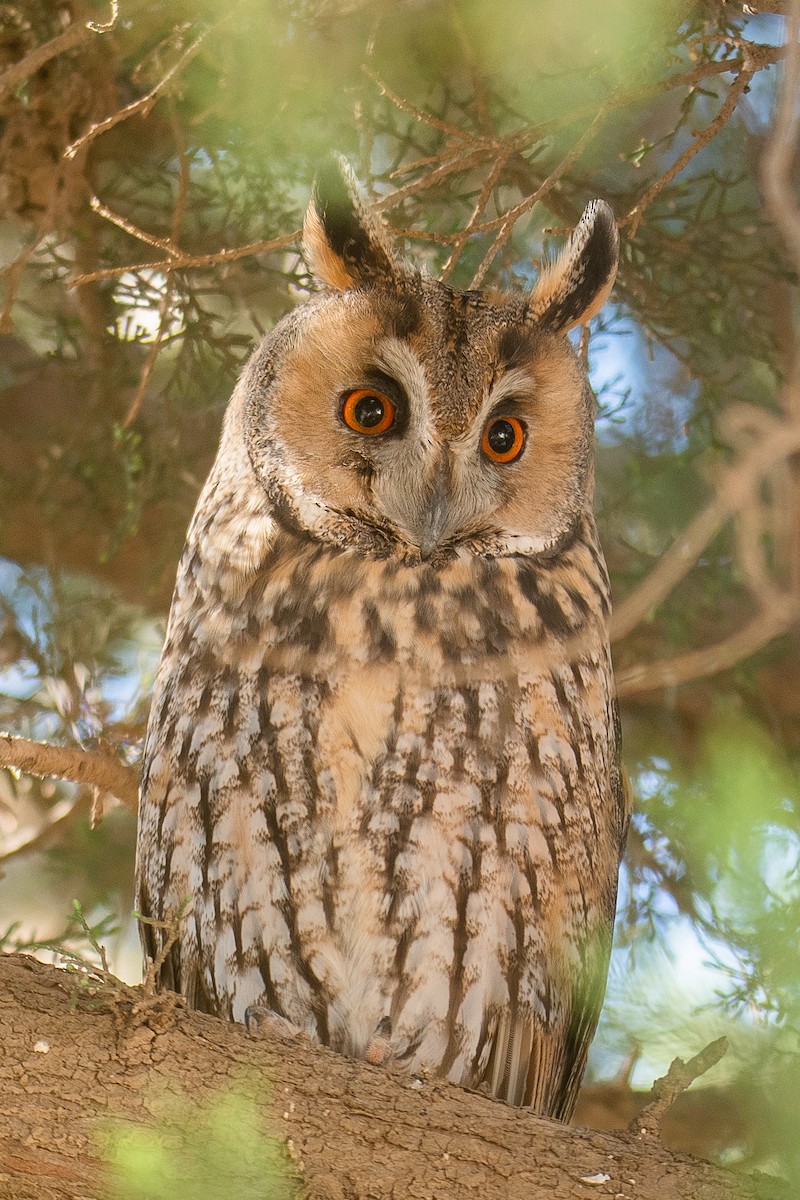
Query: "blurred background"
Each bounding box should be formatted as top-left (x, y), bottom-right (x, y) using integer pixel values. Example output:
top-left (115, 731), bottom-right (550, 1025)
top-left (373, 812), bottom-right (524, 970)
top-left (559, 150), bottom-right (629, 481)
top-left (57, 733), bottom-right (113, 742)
top-left (1, 0), bottom-right (799, 1182)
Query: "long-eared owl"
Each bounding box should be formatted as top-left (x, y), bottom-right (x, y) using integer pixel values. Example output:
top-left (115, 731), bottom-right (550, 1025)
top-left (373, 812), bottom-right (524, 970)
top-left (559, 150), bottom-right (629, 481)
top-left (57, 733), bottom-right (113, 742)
top-left (136, 157), bottom-right (629, 1121)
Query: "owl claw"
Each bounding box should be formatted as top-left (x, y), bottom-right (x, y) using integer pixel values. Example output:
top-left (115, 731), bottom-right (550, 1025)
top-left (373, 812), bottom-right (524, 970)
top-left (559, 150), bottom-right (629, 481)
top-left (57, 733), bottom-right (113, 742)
top-left (244, 1005), bottom-right (300, 1040)
top-left (365, 1015), bottom-right (394, 1066)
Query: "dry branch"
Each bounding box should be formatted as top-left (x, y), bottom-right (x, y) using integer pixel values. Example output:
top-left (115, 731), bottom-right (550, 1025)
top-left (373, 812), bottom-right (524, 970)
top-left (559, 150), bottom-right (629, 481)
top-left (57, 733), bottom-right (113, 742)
top-left (623, 47), bottom-right (769, 237)
top-left (630, 1037), bottom-right (730, 1141)
top-left (762, 0), bottom-right (800, 596)
top-left (469, 98), bottom-right (616, 287)
top-left (69, 230), bottom-right (300, 287)
top-left (64, 24), bottom-right (213, 161)
top-left (615, 602), bottom-right (796, 697)
top-left (612, 2), bottom-right (800, 690)
top-left (88, 194), bottom-right (181, 257)
top-left (0, 734), bottom-right (139, 812)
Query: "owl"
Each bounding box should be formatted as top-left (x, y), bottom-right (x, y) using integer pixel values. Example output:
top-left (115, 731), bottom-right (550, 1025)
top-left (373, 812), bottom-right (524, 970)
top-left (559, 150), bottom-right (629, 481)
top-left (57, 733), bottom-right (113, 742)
top-left (135, 157), bottom-right (629, 1121)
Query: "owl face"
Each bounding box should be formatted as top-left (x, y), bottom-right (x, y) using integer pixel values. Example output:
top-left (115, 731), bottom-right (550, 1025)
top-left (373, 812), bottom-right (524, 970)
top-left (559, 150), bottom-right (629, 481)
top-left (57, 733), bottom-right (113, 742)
top-left (243, 160), bottom-right (618, 565)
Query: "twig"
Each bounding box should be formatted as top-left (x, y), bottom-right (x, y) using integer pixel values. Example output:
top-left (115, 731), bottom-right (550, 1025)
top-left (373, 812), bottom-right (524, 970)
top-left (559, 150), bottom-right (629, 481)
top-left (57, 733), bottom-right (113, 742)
top-left (121, 286), bottom-right (177, 428)
top-left (470, 101), bottom-right (615, 287)
top-left (89, 195), bottom-right (181, 257)
top-left (363, 64), bottom-right (487, 146)
top-left (136, 904), bottom-right (190, 997)
top-left (36, 901), bottom-right (187, 1027)
top-left (440, 149), bottom-right (511, 281)
top-left (373, 145), bottom-right (493, 215)
top-left (64, 24), bottom-right (212, 161)
top-left (0, 21), bottom-right (93, 100)
top-left (168, 99), bottom-right (192, 244)
top-left (0, 232), bottom-right (46, 332)
top-left (120, 100), bottom-right (192, 429)
top-left (623, 47), bottom-right (772, 237)
top-left (68, 230), bottom-right (300, 288)
top-left (0, 734), bottom-right (139, 812)
top-left (448, 0), bottom-right (493, 136)
top-left (0, 793), bottom-right (90, 863)
top-left (630, 1037), bottom-right (729, 1139)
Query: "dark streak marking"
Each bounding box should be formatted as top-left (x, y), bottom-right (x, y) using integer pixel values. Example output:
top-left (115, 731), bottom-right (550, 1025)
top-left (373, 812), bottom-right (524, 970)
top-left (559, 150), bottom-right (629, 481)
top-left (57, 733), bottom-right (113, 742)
top-left (260, 701), bottom-right (331, 1044)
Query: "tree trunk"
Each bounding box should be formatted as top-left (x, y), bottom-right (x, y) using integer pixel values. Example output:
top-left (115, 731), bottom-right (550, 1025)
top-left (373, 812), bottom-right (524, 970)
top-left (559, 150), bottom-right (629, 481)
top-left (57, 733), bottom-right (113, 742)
top-left (0, 954), bottom-right (786, 1200)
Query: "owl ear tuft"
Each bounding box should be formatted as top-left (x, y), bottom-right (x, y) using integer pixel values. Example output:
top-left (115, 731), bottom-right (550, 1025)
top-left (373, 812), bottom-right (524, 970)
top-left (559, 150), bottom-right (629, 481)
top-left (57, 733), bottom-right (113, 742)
top-left (303, 155), bottom-right (405, 291)
top-left (528, 200), bottom-right (619, 332)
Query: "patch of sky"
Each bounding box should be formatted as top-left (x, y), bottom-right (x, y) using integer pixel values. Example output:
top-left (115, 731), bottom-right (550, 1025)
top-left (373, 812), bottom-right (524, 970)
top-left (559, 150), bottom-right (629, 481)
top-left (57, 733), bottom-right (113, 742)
top-left (0, 557), bottom-right (163, 743)
top-left (110, 270), bottom-right (184, 344)
top-left (592, 878), bottom-right (748, 1088)
top-left (586, 306), bottom-right (699, 452)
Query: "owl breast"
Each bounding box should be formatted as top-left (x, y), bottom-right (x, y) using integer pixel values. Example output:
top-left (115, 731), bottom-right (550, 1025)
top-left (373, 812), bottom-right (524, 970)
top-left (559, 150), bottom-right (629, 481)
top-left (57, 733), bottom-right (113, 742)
top-left (136, 519), bottom-right (624, 1118)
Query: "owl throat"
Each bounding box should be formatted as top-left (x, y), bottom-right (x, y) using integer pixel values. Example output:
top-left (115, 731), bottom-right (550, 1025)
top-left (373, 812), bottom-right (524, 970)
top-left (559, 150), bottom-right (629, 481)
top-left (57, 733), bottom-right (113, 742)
top-left (181, 511), bottom-right (611, 682)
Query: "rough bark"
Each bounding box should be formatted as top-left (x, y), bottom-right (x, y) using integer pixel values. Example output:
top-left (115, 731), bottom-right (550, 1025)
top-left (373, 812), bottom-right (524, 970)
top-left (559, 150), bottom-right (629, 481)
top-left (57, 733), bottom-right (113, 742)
top-left (0, 954), bottom-right (788, 1200)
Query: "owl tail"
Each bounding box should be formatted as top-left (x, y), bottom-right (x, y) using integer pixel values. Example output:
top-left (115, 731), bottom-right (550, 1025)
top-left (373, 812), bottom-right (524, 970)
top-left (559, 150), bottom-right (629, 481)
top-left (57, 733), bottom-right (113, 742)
top-left (483, 1010), bottom-right (588, 1120)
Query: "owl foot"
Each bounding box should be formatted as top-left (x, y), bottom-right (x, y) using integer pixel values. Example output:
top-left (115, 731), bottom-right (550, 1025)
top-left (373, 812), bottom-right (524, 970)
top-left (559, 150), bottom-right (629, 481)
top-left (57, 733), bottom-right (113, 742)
top-left (244, 1005), bottom-right (301, 1040)
top-left (365, 1015), bottom-right (394, 1065)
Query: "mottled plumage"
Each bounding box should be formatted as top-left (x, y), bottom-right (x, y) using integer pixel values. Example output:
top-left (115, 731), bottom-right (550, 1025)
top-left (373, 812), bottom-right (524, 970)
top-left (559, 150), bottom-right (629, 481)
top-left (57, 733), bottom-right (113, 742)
top-left (136, 158), bottom-right (629, 1120)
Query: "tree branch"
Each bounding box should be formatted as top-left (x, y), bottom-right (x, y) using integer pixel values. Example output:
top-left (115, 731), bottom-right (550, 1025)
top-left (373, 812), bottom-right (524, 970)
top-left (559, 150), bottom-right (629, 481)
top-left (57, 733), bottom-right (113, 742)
top-left (0, 792), bottom-right (89, 863)
top-left (615, 600), bottom-right (797, 697)
top-left (0, 22), bottom-right (95, 101)
top-left (762, 0), bottom-right (800, 594)
top-left (0, 735), bottom-right (139, 812)
top-left (0, 955), bottom-right (788, 1200)
top-left (68, 230), bottom-right (300, 287)
top-left (623, 46), bottom-right (772, 237)
top-left (611, 413), bottom-right (800, 643)
top-left (64, 24), bottom-right (213, 161)
top-left (630, 1037), bottom-right (730, 1141)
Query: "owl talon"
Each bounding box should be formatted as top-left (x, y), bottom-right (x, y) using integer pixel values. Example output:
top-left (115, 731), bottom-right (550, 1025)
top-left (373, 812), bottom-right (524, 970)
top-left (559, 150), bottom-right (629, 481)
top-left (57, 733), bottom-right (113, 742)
top-left (244, 1005), bottom-right (300, 1040)
top-left (365, 1015), bottom-right (394, 1066)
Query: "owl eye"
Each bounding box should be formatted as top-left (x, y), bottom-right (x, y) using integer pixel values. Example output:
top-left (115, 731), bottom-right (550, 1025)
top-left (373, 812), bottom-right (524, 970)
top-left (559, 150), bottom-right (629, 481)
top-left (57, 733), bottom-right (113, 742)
top-left (342, 388), bottom-right (396, 436)
top-left (481, 416), bottom-right (526, 463)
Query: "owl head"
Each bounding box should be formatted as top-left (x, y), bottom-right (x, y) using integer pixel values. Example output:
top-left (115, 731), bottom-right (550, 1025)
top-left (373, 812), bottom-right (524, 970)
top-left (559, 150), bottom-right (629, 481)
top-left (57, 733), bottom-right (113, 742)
top-left (241, 157), bottom-right (618, 565)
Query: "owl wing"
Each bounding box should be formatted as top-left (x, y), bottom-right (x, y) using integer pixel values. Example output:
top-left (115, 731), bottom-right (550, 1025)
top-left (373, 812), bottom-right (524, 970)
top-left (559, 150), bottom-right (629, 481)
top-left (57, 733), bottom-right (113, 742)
top-left (137, 901), bottom-right (218, 1014)
top-left (481, 696), bottom-right (629, 1118)
top-left (136, 793), bottom-right (220, 1015)
top-left (480, 922), bottom-right (613, 1117)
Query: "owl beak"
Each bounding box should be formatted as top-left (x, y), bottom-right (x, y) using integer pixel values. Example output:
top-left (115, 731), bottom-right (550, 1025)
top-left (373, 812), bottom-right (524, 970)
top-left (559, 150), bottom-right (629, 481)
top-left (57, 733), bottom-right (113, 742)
top-left (418, 503), bottom-right (447, 561)
top-left (416, 462), bottom-right (450, 561)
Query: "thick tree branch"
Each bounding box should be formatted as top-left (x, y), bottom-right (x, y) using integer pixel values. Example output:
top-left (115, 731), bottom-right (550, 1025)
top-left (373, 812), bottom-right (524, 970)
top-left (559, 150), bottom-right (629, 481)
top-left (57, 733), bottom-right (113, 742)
top-left (762, 0), bottom-right (800, 595)
top-left (615, 601), bottom-right (797, 697)
top-left (0, 955), bottom-right (789, 1200)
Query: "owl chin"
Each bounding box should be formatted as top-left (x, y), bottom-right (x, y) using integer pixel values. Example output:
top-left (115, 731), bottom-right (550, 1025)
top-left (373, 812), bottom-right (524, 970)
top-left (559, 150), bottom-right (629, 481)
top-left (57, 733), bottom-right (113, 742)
top-left (319, 517), bottom-right (575, 567)
top-left (309, 517), bottom-right (575, 568)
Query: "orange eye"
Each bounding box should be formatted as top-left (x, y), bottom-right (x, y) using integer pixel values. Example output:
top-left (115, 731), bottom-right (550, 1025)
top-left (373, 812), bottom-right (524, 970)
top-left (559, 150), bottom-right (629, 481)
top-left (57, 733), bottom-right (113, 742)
top-left (481, 416), bottom-right (526, 463)
top-left (341, 388), bottom-right (396, 436)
